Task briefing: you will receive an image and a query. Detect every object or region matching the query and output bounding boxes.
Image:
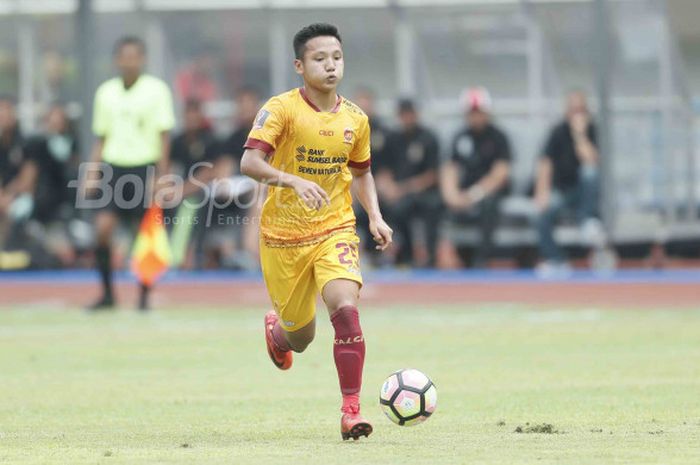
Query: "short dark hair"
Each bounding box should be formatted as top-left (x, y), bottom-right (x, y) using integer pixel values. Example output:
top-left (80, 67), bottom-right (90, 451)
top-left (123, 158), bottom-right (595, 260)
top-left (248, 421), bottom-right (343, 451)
top-left (293, 23), bottom-right (342, 60)
top-left (397, 98), bottom-right (416, 114)
top-left (114, 36), bottom-right (146, 56)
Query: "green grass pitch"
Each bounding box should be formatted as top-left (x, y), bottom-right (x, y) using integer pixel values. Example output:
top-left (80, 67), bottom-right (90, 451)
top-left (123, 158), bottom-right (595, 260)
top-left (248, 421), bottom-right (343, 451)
top-left (0, 305), bottom-right (699, 464)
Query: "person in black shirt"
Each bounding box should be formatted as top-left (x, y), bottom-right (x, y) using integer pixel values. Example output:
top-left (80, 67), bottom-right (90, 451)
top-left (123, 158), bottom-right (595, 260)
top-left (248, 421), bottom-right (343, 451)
top-left (351, 87), bottom-right (391, 265)
top-left (23, 104), bottom-right (79, 266)
top-left (170, 99), bottom-right (219, 180)
top-left (379, 99), bottom-right (441, 267)
top-left (534, 91), bottom-right (601, 267)
top-left (0, 96), bottom-right (35, 251)
top-left (26, 104), bottom-right (80, 224)
top-left (441, 88), bottom-right (511, 267)
top-left (212, 86), bottom-right (261, 269)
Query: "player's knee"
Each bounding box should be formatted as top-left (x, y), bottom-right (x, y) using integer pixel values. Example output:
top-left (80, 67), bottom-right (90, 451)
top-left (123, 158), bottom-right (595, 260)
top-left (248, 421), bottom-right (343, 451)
top-left (289, 334), bottom-right (314, 353)
top-left (329, 300), bottom-right (357, 315)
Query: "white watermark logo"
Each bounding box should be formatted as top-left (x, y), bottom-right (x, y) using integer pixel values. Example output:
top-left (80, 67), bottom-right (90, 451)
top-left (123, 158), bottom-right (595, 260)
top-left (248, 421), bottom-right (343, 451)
top-left (68, 162), bottom-right (265, 227)
top-left (68, 162), bottom-right (324, 228)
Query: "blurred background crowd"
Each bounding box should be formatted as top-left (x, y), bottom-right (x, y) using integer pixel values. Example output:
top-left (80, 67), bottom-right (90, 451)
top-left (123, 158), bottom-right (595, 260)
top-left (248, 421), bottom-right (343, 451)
top-left (1, 0), bottom-right (700, 273)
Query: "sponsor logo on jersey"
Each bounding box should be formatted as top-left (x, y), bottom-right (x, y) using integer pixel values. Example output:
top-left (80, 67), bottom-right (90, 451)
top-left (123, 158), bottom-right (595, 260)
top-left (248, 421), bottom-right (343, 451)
top-left (253, 109), bottom-right (270, 129)
top-left (319, 129), bottom-right (334, 136)
top-left (296, 145), bottom-right (307, 161)
top-left (343, 128), bottom-right (354, 144)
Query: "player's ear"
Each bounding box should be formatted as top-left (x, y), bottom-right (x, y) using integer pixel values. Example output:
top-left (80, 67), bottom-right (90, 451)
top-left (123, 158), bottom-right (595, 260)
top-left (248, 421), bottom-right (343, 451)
top-left (294, 58), bottom-right (304, 76)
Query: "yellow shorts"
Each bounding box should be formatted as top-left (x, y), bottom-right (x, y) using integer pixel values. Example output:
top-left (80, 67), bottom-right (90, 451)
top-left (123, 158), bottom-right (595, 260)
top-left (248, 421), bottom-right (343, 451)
top-left (260, 230), bottom-right (363, 332)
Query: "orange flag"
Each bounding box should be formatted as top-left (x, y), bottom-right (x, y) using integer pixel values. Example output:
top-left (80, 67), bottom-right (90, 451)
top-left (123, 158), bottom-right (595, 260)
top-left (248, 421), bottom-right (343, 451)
top-left (131, 206), bottom-right (171, 287)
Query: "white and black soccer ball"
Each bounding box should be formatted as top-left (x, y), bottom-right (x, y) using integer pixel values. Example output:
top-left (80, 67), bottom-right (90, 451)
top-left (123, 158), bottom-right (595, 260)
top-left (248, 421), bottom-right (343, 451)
top-left (379, 369), bottom-right (437, 426)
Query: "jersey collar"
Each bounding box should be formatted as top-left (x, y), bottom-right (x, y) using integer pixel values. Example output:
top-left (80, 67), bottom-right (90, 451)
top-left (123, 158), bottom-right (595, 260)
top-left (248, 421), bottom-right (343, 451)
top-left (299, 87), bottom-right (342, 114)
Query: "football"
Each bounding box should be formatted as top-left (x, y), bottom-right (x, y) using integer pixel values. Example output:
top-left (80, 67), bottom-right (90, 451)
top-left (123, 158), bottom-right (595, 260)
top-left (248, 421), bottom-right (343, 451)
top-left (379, 369), bottom-right (437, 426)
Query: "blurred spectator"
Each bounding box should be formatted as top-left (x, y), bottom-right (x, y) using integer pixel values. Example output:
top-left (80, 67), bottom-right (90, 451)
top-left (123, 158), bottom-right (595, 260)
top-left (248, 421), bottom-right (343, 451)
top-left (208, 86), bottom-right (262, 270)
top-left (534, 90), bottom-right (603, 272)
top-left (26, 104), bottom-right (79, 225)
top-left (220, 86), bottom-right (260, 164)
top-left (170, 99), bottom-right (219, 181)
top-left (0, 96), bottom-right (35, 253)
top-left (379, 99), bottom-right (441, 267)
top-left (23, 104), bottom-right (80, 267)
top-left (39, 51), bottom-right (76, 103)
top-left (441, 87), bottom-right (511, 268)
top-left (168, 99), bottom-right (220, 268)
top-left (174, 47), bottom-right (220, 105)
top-left (351, 87), bottom-right (391, 266)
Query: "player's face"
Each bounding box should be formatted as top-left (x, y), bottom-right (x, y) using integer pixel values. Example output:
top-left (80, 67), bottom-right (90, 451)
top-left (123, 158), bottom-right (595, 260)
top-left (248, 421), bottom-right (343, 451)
top-left (116, 44), bottom-right (145, 80)
top-left (398, 109), bottom-right (418, 130)
top-left (566, 92), bottom-right (588, 119)
top-left (467, 109), bottom-right (489, 131)
top-left (184, 106), bottom-right (204, 132)
top-left (295, 36), bottom-right (344, 93)
top-left (46, 107), bottom-right (68, 134)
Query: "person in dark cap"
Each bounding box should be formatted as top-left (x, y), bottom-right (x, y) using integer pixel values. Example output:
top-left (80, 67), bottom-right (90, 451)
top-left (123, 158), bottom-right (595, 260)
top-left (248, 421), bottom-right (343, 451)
top-left (378, 98), bottom-right (441, 267)
top-left (441, 87), bottom-right (511, 267)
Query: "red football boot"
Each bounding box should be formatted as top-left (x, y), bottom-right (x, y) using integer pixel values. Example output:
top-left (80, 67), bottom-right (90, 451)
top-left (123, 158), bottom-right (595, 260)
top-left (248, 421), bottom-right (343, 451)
top-left (341, 405), bottom-right (373, 441)
top-left (264, 310), bottom-right (292, 370)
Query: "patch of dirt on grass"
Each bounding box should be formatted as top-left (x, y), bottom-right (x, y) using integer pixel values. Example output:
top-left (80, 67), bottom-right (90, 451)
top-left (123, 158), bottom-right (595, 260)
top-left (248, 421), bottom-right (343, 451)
top-left (514, 423), bottom-right (563, 434)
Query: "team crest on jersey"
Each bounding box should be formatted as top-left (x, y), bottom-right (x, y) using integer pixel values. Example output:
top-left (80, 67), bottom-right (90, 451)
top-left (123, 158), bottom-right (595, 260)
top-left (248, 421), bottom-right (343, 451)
top-left (253, 109), bottom-right (270, 129)
top-left (296, 145), bottom-right (307, 161)
top-left (343, 128), bottom-right (354, 144)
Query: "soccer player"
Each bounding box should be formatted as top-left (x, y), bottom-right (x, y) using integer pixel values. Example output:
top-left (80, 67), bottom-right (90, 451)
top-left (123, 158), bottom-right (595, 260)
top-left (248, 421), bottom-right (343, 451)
top-left (86, 36), bottom-right (175, 311)
top-left (240, 23), bottom-right (393, 440)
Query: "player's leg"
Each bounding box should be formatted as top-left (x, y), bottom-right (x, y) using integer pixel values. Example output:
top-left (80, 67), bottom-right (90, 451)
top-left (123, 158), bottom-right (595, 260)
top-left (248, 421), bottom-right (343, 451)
top-left (315, 232), bottom-right (371, 439)
top-left (260, 241), bottom-right (318, 369)
top-left (88, 210), bottom-right (118, 310)
top-left (322, 279), bottom-right (363, 404)
top-left (321, 278), bottom-right (371, 440)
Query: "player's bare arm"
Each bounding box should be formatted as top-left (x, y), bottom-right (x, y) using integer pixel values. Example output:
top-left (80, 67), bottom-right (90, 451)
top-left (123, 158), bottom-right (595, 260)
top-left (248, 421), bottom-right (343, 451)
top-left (240, 147), bottom-right (330, 210)
top-left (351, 166), bottom-right (393, 250)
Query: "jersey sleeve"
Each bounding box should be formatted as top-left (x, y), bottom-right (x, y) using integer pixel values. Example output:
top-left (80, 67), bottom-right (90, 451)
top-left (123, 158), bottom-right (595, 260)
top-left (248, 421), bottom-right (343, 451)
top-left (155, 81), bottom-right (176, 132)
top-left (244, 96), bottom-right (286, 155)
top-left (92, 85), bottom-right (108, 137)
top-left (348, 116), bottom-right (371, 169)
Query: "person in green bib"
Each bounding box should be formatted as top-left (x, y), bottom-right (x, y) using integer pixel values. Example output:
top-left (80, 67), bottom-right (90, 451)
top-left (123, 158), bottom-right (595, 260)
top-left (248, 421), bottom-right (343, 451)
top-left (87, 36), bottom-right (175, 311)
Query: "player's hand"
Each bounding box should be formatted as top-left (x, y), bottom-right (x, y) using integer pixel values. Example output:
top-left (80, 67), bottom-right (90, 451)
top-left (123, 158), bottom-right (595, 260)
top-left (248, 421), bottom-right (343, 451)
top-left (369, 216), bottom-right (393, 251)
top-left (292, 177), bottom-right (330, 210)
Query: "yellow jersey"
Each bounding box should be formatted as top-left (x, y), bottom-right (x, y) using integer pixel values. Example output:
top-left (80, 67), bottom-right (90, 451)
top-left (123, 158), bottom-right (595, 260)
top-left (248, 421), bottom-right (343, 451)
top-left (245, 87), bottom-right (371, 246)
top-left (93, 74), bottom-right (175, 167)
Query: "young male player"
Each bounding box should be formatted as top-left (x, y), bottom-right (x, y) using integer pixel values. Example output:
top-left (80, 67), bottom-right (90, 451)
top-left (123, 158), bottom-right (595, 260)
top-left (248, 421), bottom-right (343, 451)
top-left (240, 23), bottom-right (393, 441)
